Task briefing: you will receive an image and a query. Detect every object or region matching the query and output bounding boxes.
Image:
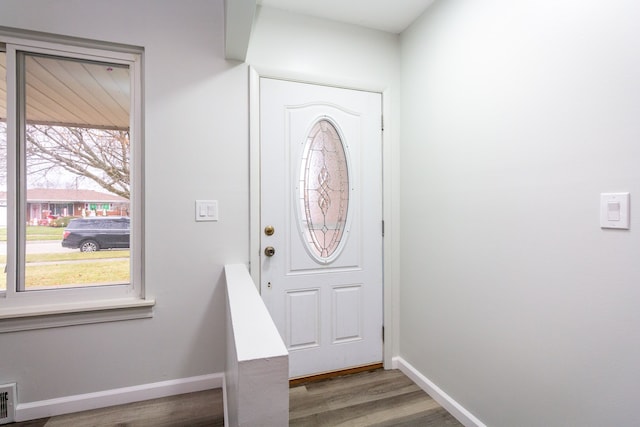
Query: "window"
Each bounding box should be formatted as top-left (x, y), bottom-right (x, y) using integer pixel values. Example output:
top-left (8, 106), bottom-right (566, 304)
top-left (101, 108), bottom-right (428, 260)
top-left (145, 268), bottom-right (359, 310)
top-left (0, 32), bottom-right (148, 325)
top-left (0, 49), bottom-right (6, 289)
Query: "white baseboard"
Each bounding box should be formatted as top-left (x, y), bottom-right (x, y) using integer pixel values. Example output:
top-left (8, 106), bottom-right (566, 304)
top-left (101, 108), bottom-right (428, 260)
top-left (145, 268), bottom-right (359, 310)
top-left (15, 372), bottom-right (224, 422)
top-left (393, 357), bottom-right (486, 427)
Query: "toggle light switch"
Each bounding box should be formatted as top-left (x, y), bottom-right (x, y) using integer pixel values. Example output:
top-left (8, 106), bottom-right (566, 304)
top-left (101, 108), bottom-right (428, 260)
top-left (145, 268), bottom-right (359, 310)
top-left (600, 193), bottom-right (629, 229)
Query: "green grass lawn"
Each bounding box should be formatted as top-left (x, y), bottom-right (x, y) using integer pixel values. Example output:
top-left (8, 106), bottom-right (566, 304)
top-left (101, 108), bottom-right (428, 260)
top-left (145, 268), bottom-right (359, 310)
top-left (22, 259), bottom-right (130, 289)
top-left (0, 250), bottom-right (130, 290)
top-left (0, 250), bottom-right (130, 264)
top-left (0, 227), bottom-right (131, 290)
top-left (0, 226), bottom-right (65, 241)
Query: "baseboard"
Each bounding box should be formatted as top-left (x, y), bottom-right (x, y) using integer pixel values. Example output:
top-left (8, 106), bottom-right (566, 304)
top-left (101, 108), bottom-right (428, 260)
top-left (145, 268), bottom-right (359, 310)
top-left (15, 372), bottom-right (224, 422)
top-left (393, 357), bottom-right (486, 427)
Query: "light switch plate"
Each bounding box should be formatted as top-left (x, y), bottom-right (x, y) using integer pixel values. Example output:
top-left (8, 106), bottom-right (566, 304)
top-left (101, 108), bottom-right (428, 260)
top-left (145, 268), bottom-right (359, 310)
top-left (195, 200), bottom-right (218, 222)
top-left (600, 193), bottom-right (629, 229)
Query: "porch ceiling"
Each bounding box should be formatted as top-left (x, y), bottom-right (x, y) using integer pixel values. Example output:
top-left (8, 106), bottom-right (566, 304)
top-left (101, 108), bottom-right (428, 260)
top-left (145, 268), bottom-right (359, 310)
top-left (0, 51), bottom-right (130, 130)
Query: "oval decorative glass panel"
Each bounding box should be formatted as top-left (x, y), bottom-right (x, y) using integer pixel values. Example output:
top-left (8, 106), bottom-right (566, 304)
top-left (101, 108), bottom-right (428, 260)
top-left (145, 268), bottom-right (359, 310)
top-left (299, 119), bottom-right (350, 262)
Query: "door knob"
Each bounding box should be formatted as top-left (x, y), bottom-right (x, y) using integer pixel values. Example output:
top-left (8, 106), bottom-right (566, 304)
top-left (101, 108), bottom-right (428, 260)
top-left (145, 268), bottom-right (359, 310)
top-left (264, 225), bottom-right (275, 236)
top-left (264, 246), bottom-right (276, 257)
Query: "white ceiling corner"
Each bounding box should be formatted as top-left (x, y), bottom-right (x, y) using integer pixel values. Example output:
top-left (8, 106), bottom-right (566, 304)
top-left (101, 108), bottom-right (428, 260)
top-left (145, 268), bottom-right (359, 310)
top-left (256, 0), bottom-right (435, 34)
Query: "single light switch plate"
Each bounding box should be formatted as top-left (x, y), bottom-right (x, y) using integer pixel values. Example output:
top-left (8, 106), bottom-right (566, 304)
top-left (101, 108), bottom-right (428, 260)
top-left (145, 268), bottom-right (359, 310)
top-left (195, 200), bottom-right (218, 222)
top-left (600, 193), bottom-right (629, 229)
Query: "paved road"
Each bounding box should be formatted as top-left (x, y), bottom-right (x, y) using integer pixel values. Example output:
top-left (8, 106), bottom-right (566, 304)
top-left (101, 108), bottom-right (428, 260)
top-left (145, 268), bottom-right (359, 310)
top-left (0, 240), bottom-right (77, 255)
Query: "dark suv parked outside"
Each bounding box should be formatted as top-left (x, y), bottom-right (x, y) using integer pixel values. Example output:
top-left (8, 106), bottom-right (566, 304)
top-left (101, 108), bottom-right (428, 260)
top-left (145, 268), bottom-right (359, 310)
top-left (61, 217), bottom-right (130, 252)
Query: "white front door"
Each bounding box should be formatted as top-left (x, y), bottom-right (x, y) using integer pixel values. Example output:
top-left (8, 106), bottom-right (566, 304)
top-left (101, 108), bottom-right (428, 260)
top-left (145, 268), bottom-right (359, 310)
top-left (259, 78), bottom-right (383, 378)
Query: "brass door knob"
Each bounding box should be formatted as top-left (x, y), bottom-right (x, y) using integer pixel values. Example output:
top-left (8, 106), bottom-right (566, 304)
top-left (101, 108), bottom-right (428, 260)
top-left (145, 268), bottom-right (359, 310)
top-left (264, 246), bottom-right (276, 257)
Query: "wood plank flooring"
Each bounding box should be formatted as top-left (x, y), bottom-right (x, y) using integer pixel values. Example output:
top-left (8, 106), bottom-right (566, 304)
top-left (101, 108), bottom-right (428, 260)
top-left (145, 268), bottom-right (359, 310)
top-left (12, 389), bottom-right (225, 427)
top-left (12, 369), bottom-right (462, 426)
top-left (290, 369), bottom-right (463, 426)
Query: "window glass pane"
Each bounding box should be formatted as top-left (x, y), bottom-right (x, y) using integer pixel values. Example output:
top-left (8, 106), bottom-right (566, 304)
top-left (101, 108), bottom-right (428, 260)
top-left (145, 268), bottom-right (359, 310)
top-left (22, 53), bottom-right (130, 290)
top-left (0, 50), bottom-right (6, 291)
top-left (298, 119), bottom-right (349, 261)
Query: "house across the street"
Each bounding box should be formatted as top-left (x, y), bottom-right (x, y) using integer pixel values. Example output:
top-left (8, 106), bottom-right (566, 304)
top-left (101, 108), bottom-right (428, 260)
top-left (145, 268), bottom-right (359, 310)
top-left (0, 188), bottom-right (129, 226)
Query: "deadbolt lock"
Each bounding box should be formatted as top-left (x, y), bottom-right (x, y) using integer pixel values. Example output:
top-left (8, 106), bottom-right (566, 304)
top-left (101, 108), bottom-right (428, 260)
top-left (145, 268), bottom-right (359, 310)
top-left (264, 246), bottom-right (276, 257)
top-left (264, 225), bottom-right (275, 236)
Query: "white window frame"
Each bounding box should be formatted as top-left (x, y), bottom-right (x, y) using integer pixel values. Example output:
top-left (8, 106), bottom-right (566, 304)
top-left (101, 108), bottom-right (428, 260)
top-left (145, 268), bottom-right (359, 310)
top-left (0, 33), bottom-right (152, 332)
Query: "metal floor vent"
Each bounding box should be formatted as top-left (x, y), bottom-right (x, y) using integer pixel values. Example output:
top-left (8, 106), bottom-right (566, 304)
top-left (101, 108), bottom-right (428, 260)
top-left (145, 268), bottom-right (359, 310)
top-left (0, 384), bottom-right (16, 425)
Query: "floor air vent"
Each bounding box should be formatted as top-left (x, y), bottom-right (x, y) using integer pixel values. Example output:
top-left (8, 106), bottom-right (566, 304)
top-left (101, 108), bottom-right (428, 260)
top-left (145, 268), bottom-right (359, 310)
top-left (0, 384), bottom-right (16, 425)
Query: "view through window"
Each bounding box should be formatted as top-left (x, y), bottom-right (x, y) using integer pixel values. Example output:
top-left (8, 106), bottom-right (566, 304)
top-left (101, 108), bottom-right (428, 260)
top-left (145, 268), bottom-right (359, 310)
top-left (0, 48), bottom-right (133, 292)
top-left (21, 53), bottom-right (131, 290)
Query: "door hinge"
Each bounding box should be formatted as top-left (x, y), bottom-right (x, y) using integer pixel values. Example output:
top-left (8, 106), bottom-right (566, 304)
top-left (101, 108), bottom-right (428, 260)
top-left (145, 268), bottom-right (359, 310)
top-left (381, 115), bottom-right (384, 131)
top-left (382, 220), bottom-right (385, 237)
top-left (382, 326), bottom-right (385, 342)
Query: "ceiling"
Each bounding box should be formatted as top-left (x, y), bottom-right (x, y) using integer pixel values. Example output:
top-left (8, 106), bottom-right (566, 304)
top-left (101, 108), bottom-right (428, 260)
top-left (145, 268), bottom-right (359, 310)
top-left (257, 0), bottom-right (435, 34)
top-left (0, 51), bottom-right (130, 130)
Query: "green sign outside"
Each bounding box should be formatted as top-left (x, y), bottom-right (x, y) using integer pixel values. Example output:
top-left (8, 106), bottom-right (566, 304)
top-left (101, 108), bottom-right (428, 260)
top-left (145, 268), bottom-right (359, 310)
top-left (89, 204), bottom-right (110, 210)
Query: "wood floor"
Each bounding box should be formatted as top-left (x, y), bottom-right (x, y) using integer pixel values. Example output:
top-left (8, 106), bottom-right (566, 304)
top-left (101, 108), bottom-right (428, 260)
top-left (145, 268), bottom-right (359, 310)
top-left (11, 389), bottom-right (225, 427)
top-left (289, 369), bottom-right (462, 426)
top-left (12, 369), bottom-right (462, 426)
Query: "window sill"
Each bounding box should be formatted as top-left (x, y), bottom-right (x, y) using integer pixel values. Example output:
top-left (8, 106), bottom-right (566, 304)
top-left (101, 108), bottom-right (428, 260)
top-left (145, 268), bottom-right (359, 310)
top-left (0, 298), bottom-right (155, 333)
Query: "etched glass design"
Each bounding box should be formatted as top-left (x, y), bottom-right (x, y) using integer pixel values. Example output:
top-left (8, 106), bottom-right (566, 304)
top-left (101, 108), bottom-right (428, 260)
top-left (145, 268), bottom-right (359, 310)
top-left (299, 119), bottom-right (349, 261)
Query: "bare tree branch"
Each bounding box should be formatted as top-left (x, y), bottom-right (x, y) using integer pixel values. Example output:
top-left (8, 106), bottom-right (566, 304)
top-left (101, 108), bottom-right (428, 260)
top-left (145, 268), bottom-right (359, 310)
top-left (25, 124), bottom-right (130, 199)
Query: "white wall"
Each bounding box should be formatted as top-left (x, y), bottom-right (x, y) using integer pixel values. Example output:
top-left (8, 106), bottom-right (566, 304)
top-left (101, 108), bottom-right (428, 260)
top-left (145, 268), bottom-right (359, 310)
top-left (225, 264), bottom-right (288, 427)
top-left (0, 0), bottom-right (249, 404)
top-left (248, 6), bottom-right (400, 92)
top-left (400, 1), bottom-right (640, 425)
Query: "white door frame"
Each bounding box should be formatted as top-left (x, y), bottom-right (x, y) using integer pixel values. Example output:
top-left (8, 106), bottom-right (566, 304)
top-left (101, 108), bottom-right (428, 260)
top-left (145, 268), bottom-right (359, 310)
top-left (248, 66), bottom-right (397, 370)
